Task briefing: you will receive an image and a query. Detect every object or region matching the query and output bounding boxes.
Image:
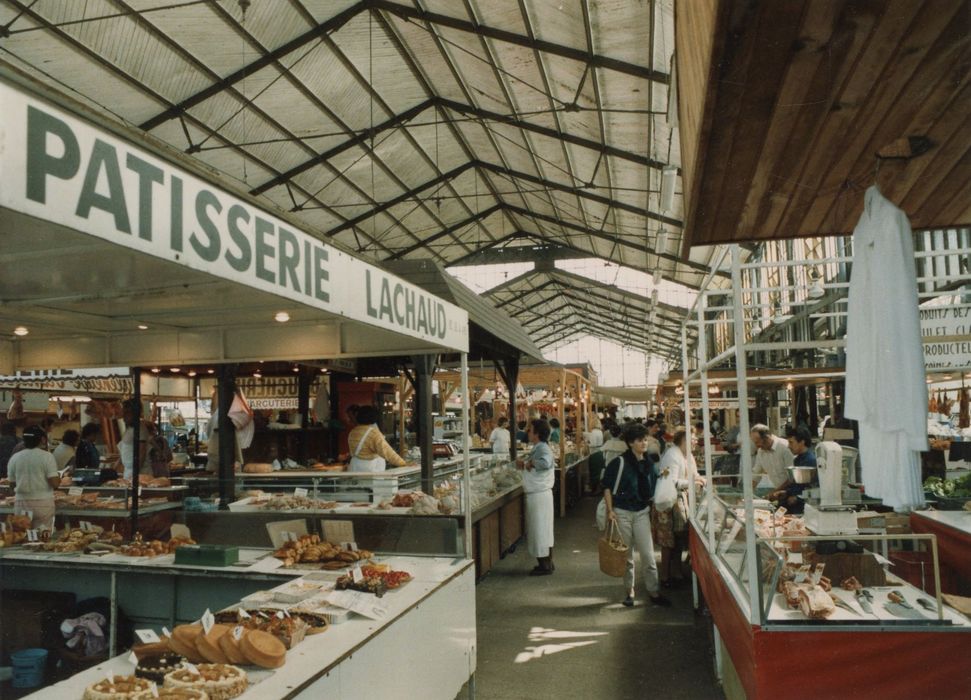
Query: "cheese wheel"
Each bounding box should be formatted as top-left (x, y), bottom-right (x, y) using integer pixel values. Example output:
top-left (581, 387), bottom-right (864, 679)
top-left (169, 624), bottom-right (206, 663)
top-left (195, 624), bottom-right (231, 664)
top-left (239, 629), bottom-right (286, 669)
top-left (218, 627), bottom-right (248, 665)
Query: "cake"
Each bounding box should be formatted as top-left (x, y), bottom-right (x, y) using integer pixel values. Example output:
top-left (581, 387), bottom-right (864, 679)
top-left (195, 624), bottom-right (231, 664)
top-left (168, 624), bottom-right (206, 663)
top-left (163, 664), bottom-right (247, 700)
top-left (155, 689), bottom-right (209, 700)
top-left (135, 653), bottom-right (185, 685)
top-left (82, 675), bottom-right (153, 699)
top-left (217, 627), bottom-right (247, 665)
top-left (239, 629), bottom-right (287, 669)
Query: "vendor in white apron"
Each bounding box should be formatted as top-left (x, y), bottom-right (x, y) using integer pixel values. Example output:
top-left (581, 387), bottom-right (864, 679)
top-left (517, 418), bottom-right (556, 575)
top-left (7, 425), bottom-right (59, 531)
top-left (347, 405), bottom-right (407, 473)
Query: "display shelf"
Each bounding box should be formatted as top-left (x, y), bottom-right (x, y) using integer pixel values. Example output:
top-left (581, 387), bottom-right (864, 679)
top-left (0, 501), bottom-right (182, 518)
top-left (16, 556), bottom-right (475, 700)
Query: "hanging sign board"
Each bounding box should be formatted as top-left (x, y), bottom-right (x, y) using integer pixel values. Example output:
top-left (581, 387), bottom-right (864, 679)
top-left (920, 304), bottom-right (971, 369)
top-left (0, 81), bottom-right (468, 352)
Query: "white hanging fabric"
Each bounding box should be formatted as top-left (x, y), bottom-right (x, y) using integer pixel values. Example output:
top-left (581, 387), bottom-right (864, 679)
top-left (844, 186), bottom-right (927, 511)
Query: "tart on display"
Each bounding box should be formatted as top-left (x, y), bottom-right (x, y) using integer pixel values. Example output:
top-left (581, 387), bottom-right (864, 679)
top-left (195, 624), bottom-right (232, 664)
top-left (155, 688), bottom-right (210, 699)
top-left (168, 624), bottom-right (206, 663)
top-left (82, 674), bottom-right (153, 699)
top-left (163, 664), bottom-right (247, 700)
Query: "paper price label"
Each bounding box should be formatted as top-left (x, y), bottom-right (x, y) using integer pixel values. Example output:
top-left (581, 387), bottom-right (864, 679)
top-left (352, 566), bottom-right (364, 583)
top-left (285, 531), bottom-right (298, 542)
top-left (201, 609), bottom-right (215, 634)
top-left (233, 625), bottom-right (244, 641)
top-left (349, 541), bottom-right (359, 552)
top-left (26, 529), bottom-right (39, 542)
top-left (105, 671), bottom-right (114, 684)
top-left (26, 510), bottom-right (33, 521)
top-left (128, 651), bottom-right (139, 665)
top-left (793, 564), bottom-right (812, 584)
top-left (326, 590), bottom-right (389, 621)
top-left (161, 627), bottom-right (171, 638)
top-left (0, 522), bottom-right (7, 533)
top-left (150, 682), bottom-right (159, 698)
top-left (135, 629), bottom-right (161, 644)
top-left (80, 521), bottom-right (92, 532)
top-left (68, 486), bottom-right (84, 496)
top-left (238, 608), bottom-right (250, 619)
top-left (294, 487), bottom-right (309, 498)
top-left (212, 497), bottom-right (221, 507)
top-left (138, 486), bottom-right (143, 496)
top-left (183, 662), bottom-right (199, 675)
top-left (275, 610), bottom-right (285, 620)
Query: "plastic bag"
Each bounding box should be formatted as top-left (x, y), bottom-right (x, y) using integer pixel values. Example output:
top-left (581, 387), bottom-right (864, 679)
top-left (653, 471), bottom-right (677, 512)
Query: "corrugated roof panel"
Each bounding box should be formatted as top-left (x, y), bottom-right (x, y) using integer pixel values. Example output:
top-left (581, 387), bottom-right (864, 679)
top-left (289, 42), bottom-right (376, 130)
top-left (588, 0), bottom-right (653, 69)
top-left (382, 14), bottom-right (471, 103)
top-left (467, 0), bottom-right (527, 35)
top-left (523, 0), bottom-right (588, 53)
top-left (295, 0), bottom-right (363, 24)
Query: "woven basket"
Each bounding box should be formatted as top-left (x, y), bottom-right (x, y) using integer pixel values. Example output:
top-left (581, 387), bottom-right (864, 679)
top-left (598, 520), bottom-right (629, 578)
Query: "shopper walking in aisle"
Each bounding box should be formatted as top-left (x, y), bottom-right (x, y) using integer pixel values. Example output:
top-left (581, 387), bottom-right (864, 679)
top-left (601, 423), bottom-right (670, 607)
top-left (7, 425), bottom-right (59, 530)
top-left (517, 418), bottom-right (555, 575)
top-left (654, 429), bottom-right (704, 588)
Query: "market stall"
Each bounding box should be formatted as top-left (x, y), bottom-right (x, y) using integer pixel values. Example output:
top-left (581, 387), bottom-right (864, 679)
top-left (0, 66), bottom-right (477, 698)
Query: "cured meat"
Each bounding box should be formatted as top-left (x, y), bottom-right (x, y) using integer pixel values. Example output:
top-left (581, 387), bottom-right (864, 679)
top-left (799, 587), bottom-right (836, 619)
top-left (841, 576), bottom-right (862, 591)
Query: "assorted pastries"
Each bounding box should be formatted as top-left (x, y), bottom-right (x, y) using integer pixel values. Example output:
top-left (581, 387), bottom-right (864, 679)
top-left (163, 664), bottom-right (247, 700)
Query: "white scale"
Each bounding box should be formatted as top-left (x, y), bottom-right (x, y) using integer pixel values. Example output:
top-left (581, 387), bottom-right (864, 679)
top-left (803, 442), bottom-right (859, 535)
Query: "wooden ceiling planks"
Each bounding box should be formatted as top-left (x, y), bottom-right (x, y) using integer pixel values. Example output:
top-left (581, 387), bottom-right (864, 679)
top-left (676, 0), bottom-right (971, 247)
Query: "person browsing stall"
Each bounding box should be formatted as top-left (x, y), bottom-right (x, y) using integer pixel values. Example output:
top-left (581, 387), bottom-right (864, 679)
top-left (119, 398), bottom-right (149, 480)
top-left (601, 423), bottom-right (671, 608)
top-left (7, 425), bottom-right (59, 530)
top-left (769, 427), bottom-right (817, 514)
top-left (348, 405), bottom-right (407, 473)
top-left (750, 423), bottom-right (794, 492)
top-left (517, 419), bottom-right (556, 575)
top-left (654, 429), bottom-right (705, 588)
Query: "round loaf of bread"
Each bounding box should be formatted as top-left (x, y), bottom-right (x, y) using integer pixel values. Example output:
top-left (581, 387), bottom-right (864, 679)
top-left (239, 629), bottom-right (286, 669)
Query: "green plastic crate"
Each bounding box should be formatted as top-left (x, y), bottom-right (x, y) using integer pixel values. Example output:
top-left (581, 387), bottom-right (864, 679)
top-left (173, 544), bottom-right (239, 567)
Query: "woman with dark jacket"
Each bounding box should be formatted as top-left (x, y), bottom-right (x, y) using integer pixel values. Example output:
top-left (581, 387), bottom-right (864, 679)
top-left (601, 423), bottom-right (670, 608)
top-left (75, 423), bottom-right (102, 470)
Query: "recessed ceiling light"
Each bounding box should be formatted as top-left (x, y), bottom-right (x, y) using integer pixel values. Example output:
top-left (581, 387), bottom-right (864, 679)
top-left (253, 372), bottom-right (262, 379)
top-left (292, 366), bottom-right (300, 372)
top-left (170, 368), bottom-right (181, 373)
top-left (274, 311), bottom-right (290, 323)
top-left (13, 326), bottom-right (28, 337)
top-left (188, 370), bottom-right (197, 377)
top-left (207, 369), bottom-right (215, 375)
top-left (137, 324), bottom-right (149, 330)
top-left (320, 369), bottom-right (329, 374)
top-left (151, 367), bottom-right (161, 374)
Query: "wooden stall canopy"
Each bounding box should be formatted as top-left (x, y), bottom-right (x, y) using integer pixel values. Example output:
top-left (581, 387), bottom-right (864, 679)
top-left (676, 0), bottom-right (971, 248)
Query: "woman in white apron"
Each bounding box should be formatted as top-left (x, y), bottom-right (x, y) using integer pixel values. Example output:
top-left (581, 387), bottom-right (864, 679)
top-left (7, 426), bottom-right (59, 530)
top-left (347, 405), bottom-right (407, 473)
top-left (517, 418), bottom-right (556, 575)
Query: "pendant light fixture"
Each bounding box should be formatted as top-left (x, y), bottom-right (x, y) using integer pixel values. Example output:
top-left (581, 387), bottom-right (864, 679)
top-left (808, 270), bottom-right (825, 299)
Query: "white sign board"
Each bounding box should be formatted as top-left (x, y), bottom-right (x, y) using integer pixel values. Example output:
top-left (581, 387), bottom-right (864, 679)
top-left (0, 82), bottom-right (468, 352)
top-left (921, 304), bottom-right (971, 369)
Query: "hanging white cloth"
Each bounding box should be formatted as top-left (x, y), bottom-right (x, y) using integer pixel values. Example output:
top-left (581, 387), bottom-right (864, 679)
top-left (844, 186), bottom-right (927, 511)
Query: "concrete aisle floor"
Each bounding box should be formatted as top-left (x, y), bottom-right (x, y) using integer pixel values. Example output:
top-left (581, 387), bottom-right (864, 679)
top-left (461, 497), bottom-right (724, 700)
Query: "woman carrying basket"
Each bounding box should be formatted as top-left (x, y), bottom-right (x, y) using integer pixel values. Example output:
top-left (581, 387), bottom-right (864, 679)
top-left (601, 423), bottom-right (671, 608)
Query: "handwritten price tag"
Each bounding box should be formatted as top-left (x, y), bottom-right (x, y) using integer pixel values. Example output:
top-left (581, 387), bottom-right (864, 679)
top-left (352, 565), bottom-right (364, 583)
top-left (135, 629), bottom-right (161, 644)
top-left (233, 626), bottom-right (244, 641)
top-left (68, 486), bottom-right (84, 496)
top-left (294, 487), bottom-right (309, 498)
top-left (128, 651), bottom-right (139, 665)
top-left (150, 682), bottom-right (159, 698)
top-left (238, 608), bottom-right (250, 619)
top-left (26, 529), bottom-right (39, 542)
top-left (201, 609), bottom-right (215, 634)
top-left (161, 627), bottom-right (171, 638)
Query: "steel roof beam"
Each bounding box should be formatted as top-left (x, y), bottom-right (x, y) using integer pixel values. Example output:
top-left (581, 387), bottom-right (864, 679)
top-left (139, 2), bottom-right (367, 131)
top-left (479, 162), bottom-right (682, 227)
top-left (373, 0), bottom-right (669, 84)
top-left (251, 98), bottom-right (436, 196)
top-left (385, 203), bottom-right (503, 259)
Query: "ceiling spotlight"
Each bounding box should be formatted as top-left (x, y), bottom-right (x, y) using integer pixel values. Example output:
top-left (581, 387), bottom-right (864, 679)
top-left (137, 324), bottom-right (149, 330)
top-left (772, 301), bottom-right (790, 324)
top-left (808, 272), bottom-right (825, 299)
top-left (274, 311), bottom-right (290, 323)
top-left (151, 367), bottom-right (161, 374)
top-left (13, 326), bottom-right (28, 337)
top-left (170, 368), bottom-right (181, 373)
top-left (253, 372), bottom-right (262, 379)
top-left (320, 368), bottom-right (329, 374)
top-left (292, 366), bottom-right (300, 372)
top-left (207, 369), bottom-right (215, 375)
top-left (188, 370), bottom-right (197, 377)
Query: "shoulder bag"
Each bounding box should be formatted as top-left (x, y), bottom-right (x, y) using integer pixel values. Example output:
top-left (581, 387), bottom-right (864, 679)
top-left (595, 457), bottom-right (624, 530)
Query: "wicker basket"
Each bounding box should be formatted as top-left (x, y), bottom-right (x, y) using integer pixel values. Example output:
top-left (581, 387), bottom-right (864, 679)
top-left (598, 521), bottom-right (629, 578)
